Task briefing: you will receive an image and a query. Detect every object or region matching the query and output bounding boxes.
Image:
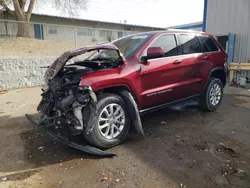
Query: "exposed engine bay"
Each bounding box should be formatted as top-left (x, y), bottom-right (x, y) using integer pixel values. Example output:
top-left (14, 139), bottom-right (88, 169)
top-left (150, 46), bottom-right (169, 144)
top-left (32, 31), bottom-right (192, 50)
top-left (38, 46), bottom-right (124, 135)
top-left (37, 77), bottom-right (94, 135)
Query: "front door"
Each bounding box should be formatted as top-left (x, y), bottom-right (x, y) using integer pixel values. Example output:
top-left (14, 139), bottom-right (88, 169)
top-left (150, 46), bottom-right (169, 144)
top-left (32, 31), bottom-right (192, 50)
top-left (140, 34), bottom-right (205, 109)
top-left (140, 34), bottom-right (182, 109)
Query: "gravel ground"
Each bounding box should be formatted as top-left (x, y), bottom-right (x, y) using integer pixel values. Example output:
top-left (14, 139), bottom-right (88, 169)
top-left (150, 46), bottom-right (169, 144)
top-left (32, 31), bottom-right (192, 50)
top-left (0, 87), bottom-right (250, 188)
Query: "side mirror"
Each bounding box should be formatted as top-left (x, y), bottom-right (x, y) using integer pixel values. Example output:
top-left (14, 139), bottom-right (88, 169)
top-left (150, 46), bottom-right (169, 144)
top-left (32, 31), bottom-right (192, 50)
top-left (141, 47), bottom-right (164, 64)
top-left (147, 47), bottom-right (164, 59)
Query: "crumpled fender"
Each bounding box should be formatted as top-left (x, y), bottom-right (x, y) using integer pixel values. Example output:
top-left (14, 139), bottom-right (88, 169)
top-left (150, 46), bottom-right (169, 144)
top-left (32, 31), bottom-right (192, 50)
top-left (118, 90), bottom-right (145, 136)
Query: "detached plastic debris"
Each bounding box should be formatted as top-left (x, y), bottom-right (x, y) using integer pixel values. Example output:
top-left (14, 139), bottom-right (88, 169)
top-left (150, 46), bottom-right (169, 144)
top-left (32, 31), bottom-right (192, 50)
top-left (218, 142), bottom-right (240, 158)
top-left (25, 114), bottom-right (116, 157)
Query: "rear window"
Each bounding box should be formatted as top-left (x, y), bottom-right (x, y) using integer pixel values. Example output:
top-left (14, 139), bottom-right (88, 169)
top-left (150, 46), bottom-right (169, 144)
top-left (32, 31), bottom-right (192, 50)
top-left (178, 34), bottom-right (201, 55)
top-left (198, 36), bottom-right (219, 52)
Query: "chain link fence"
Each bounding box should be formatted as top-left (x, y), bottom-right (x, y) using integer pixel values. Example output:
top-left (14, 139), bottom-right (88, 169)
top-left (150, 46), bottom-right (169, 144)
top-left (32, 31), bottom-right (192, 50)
top-left (0, 19), bottom-right (138, 48)
top-left (0, 19), bottom-right (143, 89)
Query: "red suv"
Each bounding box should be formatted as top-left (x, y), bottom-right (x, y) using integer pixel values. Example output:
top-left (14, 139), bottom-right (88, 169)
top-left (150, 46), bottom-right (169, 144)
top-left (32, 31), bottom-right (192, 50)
top-left (26, 30), bottom-right (227, 155)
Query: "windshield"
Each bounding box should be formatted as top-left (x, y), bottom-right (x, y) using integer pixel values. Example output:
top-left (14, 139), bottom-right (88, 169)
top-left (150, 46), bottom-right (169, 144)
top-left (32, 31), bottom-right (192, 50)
top-left (84, 49), bottom-right (120, 62)
top-left (112, 34), bottom-right (152, 59)
top-left (80, 33), bottom-right (152, 62)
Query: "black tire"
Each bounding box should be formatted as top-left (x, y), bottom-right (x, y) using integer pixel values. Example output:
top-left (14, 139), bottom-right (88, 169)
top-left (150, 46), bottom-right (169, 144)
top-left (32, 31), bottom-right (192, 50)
top-left (83, 93), bottom-right (131, 149)
top-left (199, 77), bottom-right (224, 112)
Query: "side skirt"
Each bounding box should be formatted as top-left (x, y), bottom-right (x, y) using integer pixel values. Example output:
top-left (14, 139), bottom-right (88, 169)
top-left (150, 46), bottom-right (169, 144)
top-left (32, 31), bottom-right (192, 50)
top-left (139, 95), bottom-right (200, 116)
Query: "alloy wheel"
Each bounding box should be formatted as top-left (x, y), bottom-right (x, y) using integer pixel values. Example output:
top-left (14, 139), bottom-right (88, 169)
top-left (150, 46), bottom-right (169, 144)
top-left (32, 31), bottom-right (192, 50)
top-left (98, 103), bottom-right (125, 139)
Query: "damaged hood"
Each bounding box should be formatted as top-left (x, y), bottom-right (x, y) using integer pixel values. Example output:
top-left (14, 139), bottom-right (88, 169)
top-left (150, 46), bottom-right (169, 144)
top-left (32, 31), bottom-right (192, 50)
top-left (45, 43), bottom-right (121, 79)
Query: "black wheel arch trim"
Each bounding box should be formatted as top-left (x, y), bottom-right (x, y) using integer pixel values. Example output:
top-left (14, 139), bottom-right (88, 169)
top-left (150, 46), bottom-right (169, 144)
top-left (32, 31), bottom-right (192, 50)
top-left (118, 90), bottom-right (145, 136)
top-left (204, 67), bottom-right (226, 91)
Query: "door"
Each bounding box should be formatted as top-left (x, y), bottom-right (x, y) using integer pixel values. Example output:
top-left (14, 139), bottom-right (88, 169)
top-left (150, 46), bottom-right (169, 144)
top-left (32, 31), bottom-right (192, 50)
top-left (176, 34), bottom-right (209, 96)
top-left (227, 33), bottom-right (236, 65)
top-left (34, 24), bottom-right (44, 40)
top-left (140, 34), bottom-right (184, 109)
top-left (198, 35), bottom-right (226, 87)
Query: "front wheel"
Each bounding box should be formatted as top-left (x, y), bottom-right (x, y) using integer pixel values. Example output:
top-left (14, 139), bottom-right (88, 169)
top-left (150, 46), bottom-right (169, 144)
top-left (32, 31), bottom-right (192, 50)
top-left (199, 78), bottom-right (224, 112)
top-left (83, 93), bottom-right (130, 149)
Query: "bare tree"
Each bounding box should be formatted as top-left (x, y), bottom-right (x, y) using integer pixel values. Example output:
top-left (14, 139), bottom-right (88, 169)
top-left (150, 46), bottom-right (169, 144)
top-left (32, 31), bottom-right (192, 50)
top-left (53, 0), bottom-right (88, 16)
top-left (0, 0), bottom-right (88, 37)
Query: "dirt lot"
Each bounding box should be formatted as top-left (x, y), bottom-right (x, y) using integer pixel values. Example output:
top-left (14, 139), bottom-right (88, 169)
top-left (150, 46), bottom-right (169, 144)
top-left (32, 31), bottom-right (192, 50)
top-left (0, 37), bottom-right (93, 57)
top-left (0, 87), bottom-right (250, 188)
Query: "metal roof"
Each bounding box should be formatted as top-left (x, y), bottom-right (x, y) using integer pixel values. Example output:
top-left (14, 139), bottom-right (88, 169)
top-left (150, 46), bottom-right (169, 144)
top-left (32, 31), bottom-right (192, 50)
top-left (32, 13), bottom-right (165, 30)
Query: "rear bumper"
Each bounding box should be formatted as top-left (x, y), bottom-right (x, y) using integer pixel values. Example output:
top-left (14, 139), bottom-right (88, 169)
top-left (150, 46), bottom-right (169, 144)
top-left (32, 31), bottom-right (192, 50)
top-left (25, 114), bottom-right (115, 157)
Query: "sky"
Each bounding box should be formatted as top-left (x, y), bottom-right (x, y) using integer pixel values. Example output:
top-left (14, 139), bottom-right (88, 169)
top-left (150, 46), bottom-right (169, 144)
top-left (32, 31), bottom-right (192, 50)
top-left (34, 0), bottom-right (204, 28)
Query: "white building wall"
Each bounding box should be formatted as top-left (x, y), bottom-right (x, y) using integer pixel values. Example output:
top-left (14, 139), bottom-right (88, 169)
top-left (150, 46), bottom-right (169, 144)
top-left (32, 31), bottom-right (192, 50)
top-left (206, 0), bottom-right (250, 62)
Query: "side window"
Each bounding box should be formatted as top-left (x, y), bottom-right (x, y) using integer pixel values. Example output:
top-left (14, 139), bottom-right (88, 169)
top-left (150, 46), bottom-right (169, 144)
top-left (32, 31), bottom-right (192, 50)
top-left (178, 34), bottom-right (201, 54)
top-left (149, 35), bottom-right (178, 57)
top-left (198, 36), bottom-right (219, 52)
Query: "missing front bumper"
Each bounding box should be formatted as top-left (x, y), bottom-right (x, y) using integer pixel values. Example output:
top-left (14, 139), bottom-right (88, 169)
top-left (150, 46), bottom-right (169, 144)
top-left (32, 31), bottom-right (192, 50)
top-left (25, 114), bottom-right (115, 157)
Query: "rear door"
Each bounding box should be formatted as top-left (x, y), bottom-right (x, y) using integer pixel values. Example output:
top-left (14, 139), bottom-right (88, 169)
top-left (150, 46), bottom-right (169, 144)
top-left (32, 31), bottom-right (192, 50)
top-left (174, 34), bottom-right (207, 96)
top-left (198, 35), bottom-right (225, 88)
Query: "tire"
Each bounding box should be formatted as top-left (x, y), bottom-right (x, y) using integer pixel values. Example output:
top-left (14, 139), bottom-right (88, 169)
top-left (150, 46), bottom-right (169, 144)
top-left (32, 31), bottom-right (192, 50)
top-left (199, 77), bottom-right (223, 112)
top-left (83, 93), bottom-right (131, 149)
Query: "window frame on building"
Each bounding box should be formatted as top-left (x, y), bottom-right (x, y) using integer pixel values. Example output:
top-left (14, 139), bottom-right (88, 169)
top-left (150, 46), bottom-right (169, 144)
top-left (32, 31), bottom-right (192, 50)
top-left (48, 25), bottom-right (57, 34)
top-left (77, 28), bottom-right (92, 36)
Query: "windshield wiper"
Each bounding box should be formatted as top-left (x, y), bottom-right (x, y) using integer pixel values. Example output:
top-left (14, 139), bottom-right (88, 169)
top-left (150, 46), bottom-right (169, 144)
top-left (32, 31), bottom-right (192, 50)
top-left (91, 57), bottom-right (115, 62)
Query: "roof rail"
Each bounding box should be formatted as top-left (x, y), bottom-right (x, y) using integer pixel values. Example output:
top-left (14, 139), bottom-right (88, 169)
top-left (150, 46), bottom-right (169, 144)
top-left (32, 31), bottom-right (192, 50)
top-left (167, 28), bottom-right (205, 34)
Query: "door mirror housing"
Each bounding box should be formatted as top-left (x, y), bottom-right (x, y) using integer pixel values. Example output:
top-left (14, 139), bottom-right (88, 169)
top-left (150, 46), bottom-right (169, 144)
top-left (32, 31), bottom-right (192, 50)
top-left (141, 47), bottom-right (164, 64)
top-left (147, 47), bottom-right (164, 59)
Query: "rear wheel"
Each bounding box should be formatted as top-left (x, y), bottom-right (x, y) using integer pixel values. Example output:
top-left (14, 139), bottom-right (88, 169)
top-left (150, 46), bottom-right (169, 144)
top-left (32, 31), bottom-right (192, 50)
top-left (84, 93), bottom-right (130, 149)
top-left (199, 78), bottom-right (223, 111)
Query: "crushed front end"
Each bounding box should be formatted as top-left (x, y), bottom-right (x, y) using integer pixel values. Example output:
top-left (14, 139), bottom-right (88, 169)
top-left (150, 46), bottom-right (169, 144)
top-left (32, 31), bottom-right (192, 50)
top-left (25, 45), bottom-right (122, 157)
top-left (38, 75), bottom-right (94, 135)
top-left (26, 76), bottom-right (116, 156)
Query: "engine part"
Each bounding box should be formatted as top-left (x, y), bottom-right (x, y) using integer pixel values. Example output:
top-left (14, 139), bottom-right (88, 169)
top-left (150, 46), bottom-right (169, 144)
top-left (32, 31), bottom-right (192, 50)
top-left (58, 94), bottom-right (76, 110)
top-left (75, 93), bottom-right (89, 105)
top-left (73, 102), bottom-right (84, 130)
top-left (88, 86), bottom-right (97, 102)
